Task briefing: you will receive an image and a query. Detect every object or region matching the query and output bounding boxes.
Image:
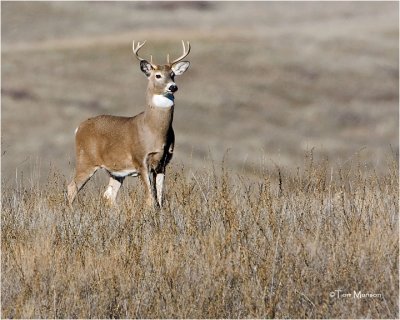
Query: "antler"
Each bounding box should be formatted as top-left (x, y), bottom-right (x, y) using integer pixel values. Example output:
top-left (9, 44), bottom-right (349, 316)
top-left (168, 40), bottom-right (191, 65)
top-left (132, 40), bottom-right (147, 61)
top-left (132, 40), bottom-right (157, 67)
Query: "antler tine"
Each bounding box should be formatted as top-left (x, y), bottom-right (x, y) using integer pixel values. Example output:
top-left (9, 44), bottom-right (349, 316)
top-left (169, 40), bottom-right (191, 65)
top-left (132, 40), bottom-right (147, 61)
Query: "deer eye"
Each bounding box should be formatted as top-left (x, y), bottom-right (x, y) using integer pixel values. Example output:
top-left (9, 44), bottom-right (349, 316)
top-left (155, 74), bottom-right (162, 79)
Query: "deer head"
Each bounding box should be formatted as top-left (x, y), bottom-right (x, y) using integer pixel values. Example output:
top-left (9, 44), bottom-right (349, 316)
top-left (132, 41), bottom-right (190, 102)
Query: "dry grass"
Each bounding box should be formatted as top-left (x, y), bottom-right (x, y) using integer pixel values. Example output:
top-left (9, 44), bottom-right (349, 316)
top-left (1, 152), bottom-right (398, 318)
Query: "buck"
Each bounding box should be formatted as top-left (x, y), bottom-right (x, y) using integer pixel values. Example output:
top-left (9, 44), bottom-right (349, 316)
top-left (67, 40), bottom-right (191, 207)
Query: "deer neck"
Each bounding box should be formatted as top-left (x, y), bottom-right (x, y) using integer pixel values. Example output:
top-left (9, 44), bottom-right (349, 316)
top-left (144, 90), bottom-right (174, 135)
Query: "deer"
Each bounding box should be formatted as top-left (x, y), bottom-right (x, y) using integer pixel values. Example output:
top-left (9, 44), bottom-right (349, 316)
top-left (67, 40), bottom-right (191, 208)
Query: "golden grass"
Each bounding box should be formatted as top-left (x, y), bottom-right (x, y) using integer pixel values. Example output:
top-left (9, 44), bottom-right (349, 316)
top-left (1, 152), bottom-right (398, 318)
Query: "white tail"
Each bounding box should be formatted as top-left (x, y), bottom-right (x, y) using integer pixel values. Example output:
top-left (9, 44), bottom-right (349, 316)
top-left (67, 40), bottom-right (191, 207)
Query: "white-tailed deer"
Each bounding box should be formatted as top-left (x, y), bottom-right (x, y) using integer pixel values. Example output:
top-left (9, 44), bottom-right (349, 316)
top-left (67, 40), bottom-right (190, 207)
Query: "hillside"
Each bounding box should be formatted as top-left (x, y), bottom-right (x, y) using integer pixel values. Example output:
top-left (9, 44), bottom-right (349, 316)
top-left (1, 2), bottom-right (398, 182)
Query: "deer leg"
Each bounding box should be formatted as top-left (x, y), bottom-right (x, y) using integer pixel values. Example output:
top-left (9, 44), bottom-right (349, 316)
top-left (140, 168), bottom-right (157, 208)
top-left (67, 181), bottom-right (78, 206)
top-left (67, 166), bottom-right (98, 206)
top-left (156, 172), bottom-right (165, 207)
top-left (103, 176), bottom-right (124, 206)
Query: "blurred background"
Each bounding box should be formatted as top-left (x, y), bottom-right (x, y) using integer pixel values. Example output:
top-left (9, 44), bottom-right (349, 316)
top-left (1, 1), bottom-right (399, 184)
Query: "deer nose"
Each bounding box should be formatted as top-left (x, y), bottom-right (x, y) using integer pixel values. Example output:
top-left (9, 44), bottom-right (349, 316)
top-left (168, 84), bottom-right (178, 92)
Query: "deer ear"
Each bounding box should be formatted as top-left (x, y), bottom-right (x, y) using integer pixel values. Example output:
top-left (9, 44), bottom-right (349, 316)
top-left (171, 61), bottom-right (190, 75)
top-left (140, 60), bottom-right (153, 77)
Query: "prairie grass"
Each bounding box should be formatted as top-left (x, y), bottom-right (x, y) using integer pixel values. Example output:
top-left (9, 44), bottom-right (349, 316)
top-left (1, 152), bottom-right (398, 318)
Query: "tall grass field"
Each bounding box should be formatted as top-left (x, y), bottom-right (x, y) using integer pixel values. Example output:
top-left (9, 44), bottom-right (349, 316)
top-left (1, 153), bottom-right (398, 318)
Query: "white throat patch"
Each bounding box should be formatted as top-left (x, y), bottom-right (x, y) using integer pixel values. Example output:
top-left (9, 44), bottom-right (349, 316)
top-left (152, 94), bottom-right (174, 108)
